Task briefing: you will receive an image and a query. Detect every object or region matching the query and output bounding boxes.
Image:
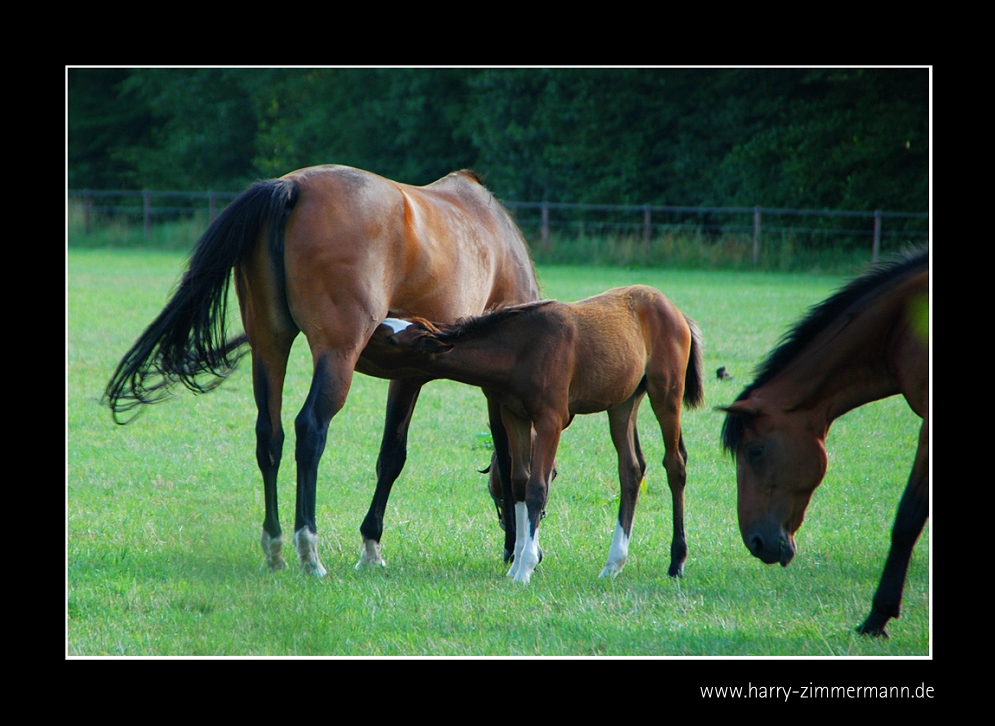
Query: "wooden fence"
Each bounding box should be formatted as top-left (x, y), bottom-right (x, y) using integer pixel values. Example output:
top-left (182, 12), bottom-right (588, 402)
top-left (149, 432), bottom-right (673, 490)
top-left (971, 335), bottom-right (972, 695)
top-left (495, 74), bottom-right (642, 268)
top-left (68, 189), bottom-right (928, 264)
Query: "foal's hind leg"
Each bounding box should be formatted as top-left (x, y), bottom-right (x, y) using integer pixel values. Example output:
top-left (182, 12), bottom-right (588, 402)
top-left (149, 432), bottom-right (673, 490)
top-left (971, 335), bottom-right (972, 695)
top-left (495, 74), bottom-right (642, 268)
top-left (357, 377), bottom-right (426, 568)
top-left (601, 392), bottom-right (647, 578)
top-left (647, 378), bottom-right (688, 578)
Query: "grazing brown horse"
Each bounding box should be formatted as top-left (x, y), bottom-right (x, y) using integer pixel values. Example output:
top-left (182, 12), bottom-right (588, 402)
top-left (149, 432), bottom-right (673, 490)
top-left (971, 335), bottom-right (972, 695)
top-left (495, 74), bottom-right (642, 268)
top-left (365, 285), bottom-right (705, 583)
top-left (721, 248), bottom-right (928, 637)
top-left (104, 165), bottom-right (540, 576)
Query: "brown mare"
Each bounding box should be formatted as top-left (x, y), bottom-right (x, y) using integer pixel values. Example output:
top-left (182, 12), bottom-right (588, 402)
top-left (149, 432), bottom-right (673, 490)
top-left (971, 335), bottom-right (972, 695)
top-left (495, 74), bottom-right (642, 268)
top-left (721, 248), bottom-right (928, 636)
top-left (364, 285), bottom-right (705, 583)
top-left (104, 165), bottom-right (540, 576)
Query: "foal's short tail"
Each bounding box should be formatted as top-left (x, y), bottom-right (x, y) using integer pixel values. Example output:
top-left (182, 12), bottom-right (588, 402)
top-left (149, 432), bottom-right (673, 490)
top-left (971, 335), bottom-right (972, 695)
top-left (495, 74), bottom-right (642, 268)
top-left (682, 315), bottom-right (705, 410)
top-left (103, 178), bottom-right (299, 423)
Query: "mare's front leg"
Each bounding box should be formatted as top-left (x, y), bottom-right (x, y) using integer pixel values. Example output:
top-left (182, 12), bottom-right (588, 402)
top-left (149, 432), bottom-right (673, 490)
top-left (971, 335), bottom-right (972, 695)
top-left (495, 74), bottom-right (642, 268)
top-left (293, 351), bottom-right (357, 576)
top-left (357, 377), bottom-right (426, 568)
top-left (601, 393), bottom-right (646, 578)
top-left (857, 420), bottom-right (929, 637)
top-left (510, 416), bottom-right (561, 585)
top-left (485, 393), bottom-right (518, 564)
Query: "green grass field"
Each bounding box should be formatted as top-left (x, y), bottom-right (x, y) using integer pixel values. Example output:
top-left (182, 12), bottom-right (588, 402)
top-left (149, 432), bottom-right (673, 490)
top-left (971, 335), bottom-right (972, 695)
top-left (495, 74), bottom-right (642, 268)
top-left (67, 249), bottom-right (929, 659)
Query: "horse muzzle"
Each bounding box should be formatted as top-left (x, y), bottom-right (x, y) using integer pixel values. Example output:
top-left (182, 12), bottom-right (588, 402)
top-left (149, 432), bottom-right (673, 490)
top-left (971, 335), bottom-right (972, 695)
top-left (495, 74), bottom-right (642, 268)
top-left (746, 529), bottom-right (796, 567)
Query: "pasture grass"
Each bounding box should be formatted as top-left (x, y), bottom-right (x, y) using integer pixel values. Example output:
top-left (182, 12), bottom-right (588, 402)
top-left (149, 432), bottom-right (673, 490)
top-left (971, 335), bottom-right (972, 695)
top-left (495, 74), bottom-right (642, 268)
top-left (67, 249), bottom-right (930, 663)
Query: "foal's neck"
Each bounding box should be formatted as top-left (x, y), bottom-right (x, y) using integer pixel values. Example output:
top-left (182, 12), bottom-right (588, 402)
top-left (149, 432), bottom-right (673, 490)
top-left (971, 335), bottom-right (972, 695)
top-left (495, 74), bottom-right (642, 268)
top-left (426, 328), bottom-right (523, 391)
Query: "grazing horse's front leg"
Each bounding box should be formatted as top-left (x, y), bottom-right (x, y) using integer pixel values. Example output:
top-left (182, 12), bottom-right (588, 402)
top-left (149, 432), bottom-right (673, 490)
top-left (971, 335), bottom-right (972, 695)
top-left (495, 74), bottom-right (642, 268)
top-left (857, 420), bottom-right (929, 637)
top-left (293, 352), bottom-right (356, 577)
top-left (357, 377), bottom-right (427, 568)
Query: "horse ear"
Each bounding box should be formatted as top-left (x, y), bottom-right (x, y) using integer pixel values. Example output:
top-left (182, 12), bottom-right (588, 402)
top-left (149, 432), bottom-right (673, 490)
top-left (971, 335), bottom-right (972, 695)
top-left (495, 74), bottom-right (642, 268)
top-left (717, 400), bottom-right (761, 418)
top-left (423, 337), bottom-right (455, 354)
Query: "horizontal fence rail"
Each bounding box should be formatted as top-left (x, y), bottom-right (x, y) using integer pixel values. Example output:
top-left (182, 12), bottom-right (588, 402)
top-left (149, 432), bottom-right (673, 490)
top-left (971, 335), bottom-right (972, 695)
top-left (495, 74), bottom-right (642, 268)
top-left (68, 189), bottom-right (928, 265)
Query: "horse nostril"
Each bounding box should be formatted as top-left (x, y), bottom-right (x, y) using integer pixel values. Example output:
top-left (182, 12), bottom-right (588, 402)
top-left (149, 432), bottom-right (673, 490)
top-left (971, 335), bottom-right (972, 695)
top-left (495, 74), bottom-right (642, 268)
top-left (748, 533), bottom-right (764, 557)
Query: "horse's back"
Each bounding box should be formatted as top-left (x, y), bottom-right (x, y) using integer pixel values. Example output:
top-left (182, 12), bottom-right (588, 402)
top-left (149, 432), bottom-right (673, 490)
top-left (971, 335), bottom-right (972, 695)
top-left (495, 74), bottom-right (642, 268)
top-left (277, 165), bottom-right (538, 349)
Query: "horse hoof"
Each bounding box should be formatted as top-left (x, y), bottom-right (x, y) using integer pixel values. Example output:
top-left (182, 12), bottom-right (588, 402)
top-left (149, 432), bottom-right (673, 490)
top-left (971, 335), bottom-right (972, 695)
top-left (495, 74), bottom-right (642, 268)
top-left (504, 549), bottom-right (514, 565)
top-left (356, 539), bottom-right (386, 569)
top-left (261, 531), bottom-right (286, 571)
top-left (293, 528), bottom-right (327, 577)
top-left (599, 560), bottom-right (625, 578)
top-left (667, 561), bottom-right (684, 578)
top-left (299, 560), bottom-right (327, 577)
top-left (511, 570), bottom-right (532, 585)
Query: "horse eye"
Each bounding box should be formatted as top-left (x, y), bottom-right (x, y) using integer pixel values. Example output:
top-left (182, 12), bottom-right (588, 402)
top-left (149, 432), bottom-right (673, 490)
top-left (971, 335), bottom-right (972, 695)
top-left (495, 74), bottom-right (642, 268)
top-left (746, 444), bottom-right (764, 463)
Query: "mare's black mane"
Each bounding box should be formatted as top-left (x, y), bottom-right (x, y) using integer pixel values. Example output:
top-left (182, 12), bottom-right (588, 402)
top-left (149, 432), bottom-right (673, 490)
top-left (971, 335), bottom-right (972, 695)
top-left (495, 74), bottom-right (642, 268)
top-left (721, 247), bottom-right (928, 456)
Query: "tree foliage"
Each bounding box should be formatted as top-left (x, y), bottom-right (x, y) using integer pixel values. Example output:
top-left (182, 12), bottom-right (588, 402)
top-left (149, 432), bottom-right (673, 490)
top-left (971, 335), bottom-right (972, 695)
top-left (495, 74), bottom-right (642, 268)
top-left (67, 67), bottom-right (928, 213)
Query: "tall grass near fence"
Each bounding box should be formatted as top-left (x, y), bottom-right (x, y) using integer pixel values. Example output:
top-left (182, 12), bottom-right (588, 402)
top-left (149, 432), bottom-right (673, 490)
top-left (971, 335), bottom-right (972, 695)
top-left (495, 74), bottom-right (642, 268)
top-left (528, 229), bottom-right (900, 275)
top-left (67, 249), bottom-right (929, 657)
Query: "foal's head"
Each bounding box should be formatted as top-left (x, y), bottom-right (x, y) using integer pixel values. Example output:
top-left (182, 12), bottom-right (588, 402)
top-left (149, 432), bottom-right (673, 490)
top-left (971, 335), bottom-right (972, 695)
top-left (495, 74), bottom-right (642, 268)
top-left (364, 317), bottom-right (454, 370)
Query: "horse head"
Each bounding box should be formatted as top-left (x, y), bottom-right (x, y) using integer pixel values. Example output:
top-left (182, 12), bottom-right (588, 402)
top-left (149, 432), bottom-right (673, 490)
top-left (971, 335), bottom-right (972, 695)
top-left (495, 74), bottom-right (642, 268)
top-left (364, 316), bottom-right (454, 369)
top-left (721, 398), bottom-right (828, 567)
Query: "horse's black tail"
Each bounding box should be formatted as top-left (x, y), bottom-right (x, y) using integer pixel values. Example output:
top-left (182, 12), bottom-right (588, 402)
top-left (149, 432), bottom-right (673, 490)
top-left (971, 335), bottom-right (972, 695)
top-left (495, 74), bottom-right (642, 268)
top-left (103, 178), bottom-right (299, 423)
top-left (682, 314), bottom-right (705, 410)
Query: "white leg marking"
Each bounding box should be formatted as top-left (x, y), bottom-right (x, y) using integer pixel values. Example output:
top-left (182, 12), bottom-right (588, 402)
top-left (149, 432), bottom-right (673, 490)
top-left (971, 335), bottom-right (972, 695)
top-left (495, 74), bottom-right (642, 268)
top-left (355, 538), bottom-right (386, 569)
top-left (261, 529), bottom-right (286, 571)
top-left (507, 502), bottom-right (529, 579)
top-left (510, 503), bottom-right (541, 584)
top-left (600, 521), bottom-right (629, 578)
top-left (293, 527), bottom-right (327, 577)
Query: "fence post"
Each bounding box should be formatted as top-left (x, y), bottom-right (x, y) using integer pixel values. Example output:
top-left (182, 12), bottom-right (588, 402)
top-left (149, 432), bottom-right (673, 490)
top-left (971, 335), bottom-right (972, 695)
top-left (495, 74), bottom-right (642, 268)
top-left (209, 191), bottom-right (217, 222)
top-left (643, 204), bottom-right (651, 259)
top-left (541, 202), bottom-right (549, 254)
top-left (83, 190), bottom-right (92, 235)
top-left (143, 189), bottom-right (151, 243)
top-left (752, 206), bottom-right (761, 266)
top-left (872, 210), bottom-right (881, 263)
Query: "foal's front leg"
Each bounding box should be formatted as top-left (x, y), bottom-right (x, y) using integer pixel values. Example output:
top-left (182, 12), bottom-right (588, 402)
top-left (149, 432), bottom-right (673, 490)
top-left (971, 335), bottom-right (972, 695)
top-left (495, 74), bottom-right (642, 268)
top-left (510, 417), bottom-right (561, 585)
top-left (500, 412), bottom-right (533, 580)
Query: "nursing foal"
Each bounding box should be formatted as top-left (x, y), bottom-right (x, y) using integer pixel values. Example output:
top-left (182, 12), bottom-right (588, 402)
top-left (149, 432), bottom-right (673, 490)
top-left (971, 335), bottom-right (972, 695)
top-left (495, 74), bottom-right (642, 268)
top-left (364, 285), bottom-right (704, 584)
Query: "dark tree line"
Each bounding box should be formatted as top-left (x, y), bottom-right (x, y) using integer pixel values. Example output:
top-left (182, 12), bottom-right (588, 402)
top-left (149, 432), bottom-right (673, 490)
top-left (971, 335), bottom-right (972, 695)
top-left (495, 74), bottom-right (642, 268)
top-left (68, 67), bottom-right (928, 213)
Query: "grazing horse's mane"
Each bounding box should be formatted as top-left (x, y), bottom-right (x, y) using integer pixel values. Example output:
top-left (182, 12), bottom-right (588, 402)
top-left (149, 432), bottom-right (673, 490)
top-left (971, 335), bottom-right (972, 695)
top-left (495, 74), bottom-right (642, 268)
top-left (430, 300), bottom-right (557, 342)
top-left (721, 246), bottom-right (928, 456)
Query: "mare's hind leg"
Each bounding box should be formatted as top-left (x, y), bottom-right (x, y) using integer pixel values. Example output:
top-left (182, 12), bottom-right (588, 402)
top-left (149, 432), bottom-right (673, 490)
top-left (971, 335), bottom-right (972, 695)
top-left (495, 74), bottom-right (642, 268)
top-left (293, 352), bottom-right (357, 577)
top-left (252, 344), bottom-right (295, 571)
top-left (857, 420), bottom-right (929, 637)
top-left (357, 378), bottom-right (426, 568)
top-left (601, 392), bottom-right (647, 578)
top-left (647, 377), bottom-right (688, 578)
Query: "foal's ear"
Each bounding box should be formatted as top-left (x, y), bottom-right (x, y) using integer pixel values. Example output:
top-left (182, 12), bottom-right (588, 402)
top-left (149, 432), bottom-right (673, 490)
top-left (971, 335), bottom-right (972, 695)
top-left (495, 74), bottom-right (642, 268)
top-left (422, 337), bottom-right (455, 354)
